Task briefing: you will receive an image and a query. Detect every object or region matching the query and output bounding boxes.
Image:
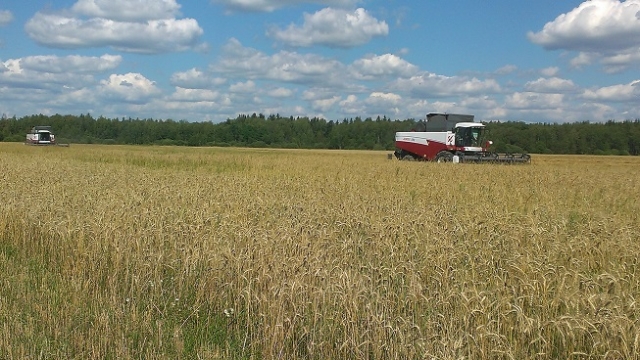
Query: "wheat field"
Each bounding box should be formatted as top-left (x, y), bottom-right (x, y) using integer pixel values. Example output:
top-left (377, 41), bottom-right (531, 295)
top-left (1, 143), bottom-right (639, 359)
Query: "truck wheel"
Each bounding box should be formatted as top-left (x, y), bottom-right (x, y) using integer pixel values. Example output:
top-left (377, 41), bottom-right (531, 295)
top-left (435, 151), bottom-right (453, 163)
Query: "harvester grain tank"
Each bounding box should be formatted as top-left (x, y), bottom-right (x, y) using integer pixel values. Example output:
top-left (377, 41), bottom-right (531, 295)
top-left (394, 113), bottom-right (530, 164)
top-left (25, 126), bottom-right (56, 145)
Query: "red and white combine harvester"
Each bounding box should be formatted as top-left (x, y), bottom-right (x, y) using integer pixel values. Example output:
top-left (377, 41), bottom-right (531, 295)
top-left (394, 113), bottom-right (530, 164)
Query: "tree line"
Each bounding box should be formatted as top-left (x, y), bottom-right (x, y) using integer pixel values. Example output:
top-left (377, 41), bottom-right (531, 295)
top-left (1, 113), bottom-right (640, 155)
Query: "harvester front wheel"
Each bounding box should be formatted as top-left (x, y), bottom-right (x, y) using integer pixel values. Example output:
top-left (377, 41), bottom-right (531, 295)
top-left (435, 151), bottom-right (454, 163)
top-left (402, 154), bottom-right (415, 161)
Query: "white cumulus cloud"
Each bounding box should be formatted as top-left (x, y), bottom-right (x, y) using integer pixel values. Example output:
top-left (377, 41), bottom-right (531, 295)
top-left (540, 67), bottom-right (560, 77)
top-left (0, 10), bottom-right (13, 26)
top-left (393, 73), bottom-right (501, 98)
top-left (505, 92), bottom-right (565, 110)
top-left (212, 0), bottom-right (358, 13)
top-left (0, 55), bottom-right (121, 90)
top-left (494, 64), bottom-right (517, 76)
top-left (229, 80), bottom-right (257, 93)
top-left (268, 8), bottom-right (388, 48)
top-left (351, 54), bottom-right (418, 79)
top-left (170, 68), bottom-right (226, 89)
top-left (216, 38), bottom-right (346, 85)
top-left (25, 0), bottom-right (203, 54)
top-left (72, 0), bottom-right (182, 22)
top-left (367, 92), bottom-right (401, 103)
top-left (169, 87), bottom-right (220, 102)
top-left (310, 96), bottom-right (340, 112)
top-left (99, 73), bottom-right (161, 103)
top-left (528, 0), bottom-right (640, 71)
top-left (582, 81), bottom-right (640, 102)
top-left (339, 94), bottom-right (365, 115)
top-left (570, 52), bottom-right (595, 69)
top-left (268, 87), bottom-right (294, 98)
top-left (600, 48), bottom-right (640, 73)
top-left (20, 54), bottom-right (122, 74)
top-left (365, 92), bottom-right (402, 115)
top-left (524, 77), bottom-right (577, 93)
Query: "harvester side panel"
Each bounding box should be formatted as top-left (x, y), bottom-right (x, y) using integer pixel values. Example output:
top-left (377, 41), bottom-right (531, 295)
top-left (395, 131), bottom-right (450, 160)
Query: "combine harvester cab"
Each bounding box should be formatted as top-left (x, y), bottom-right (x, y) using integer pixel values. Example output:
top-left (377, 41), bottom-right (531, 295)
top-left (394, 113), bottom-right (530, 164)
top-left (26, 126), bottom-right (56, 145)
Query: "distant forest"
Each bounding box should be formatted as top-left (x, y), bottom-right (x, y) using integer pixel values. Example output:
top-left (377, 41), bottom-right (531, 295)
top-left (2, 113), bottom-right (640, 155)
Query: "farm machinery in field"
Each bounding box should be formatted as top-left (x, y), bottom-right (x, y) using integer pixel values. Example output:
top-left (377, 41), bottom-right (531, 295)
top-left (25, 126), bottom-right (69, 146)
top-left (26, 126), bottom-right (56, 145)
top-left (394, 113), bottom-right (530, 164)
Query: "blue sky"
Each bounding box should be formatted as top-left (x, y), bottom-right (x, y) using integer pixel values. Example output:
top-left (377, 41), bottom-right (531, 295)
top-left (1, 0), bottom-right (639, 123)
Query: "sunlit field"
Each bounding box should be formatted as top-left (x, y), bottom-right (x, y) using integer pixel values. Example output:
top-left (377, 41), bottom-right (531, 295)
top-left (1, 143), bottom-right (639, 359)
